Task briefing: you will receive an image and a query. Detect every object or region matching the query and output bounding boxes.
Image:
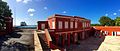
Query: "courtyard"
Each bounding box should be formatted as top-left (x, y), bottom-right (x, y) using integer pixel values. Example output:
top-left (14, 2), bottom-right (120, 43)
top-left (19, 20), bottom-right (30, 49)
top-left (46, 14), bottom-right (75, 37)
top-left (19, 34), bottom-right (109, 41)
top-left (0, 29), bottom-right (35, 51)
top-left (66, 36), bottom-right (120, 51)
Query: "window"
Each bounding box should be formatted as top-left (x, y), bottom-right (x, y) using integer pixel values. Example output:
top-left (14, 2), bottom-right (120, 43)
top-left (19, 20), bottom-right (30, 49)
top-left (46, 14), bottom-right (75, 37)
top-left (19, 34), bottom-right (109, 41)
top-left (112, 31), bottom-right (117, 36)
top-left (88, 23), bottom-right (90, 27)
top-left (58, 21), bottom-right (62, 29)
top-left (65, 22), bottom-right (68, 29)
top-left (117, 32), bottom-right (120, 35)
top-left (70, 22), bottom-right (73, 28)
top-left (82, 22), bottom-right (84, 28)
top-left (75, 22), bottom-right (77, 28)
top-left (85, 22), bottom-right (86, 27)
top-left (104, 31), bottom-right (108, 35)
top-left (52, 21), bottom-right (55, 29)
top-left (88, 23), bottom-right (89, 27)
top-left (84, 22), bottom-right (86, 27)
top-left (41, 24), bottom-right (45, 29)
top-left (86, 23), bottom-right (87, 27)
top-left (87, 23), bottom-right (88, 27)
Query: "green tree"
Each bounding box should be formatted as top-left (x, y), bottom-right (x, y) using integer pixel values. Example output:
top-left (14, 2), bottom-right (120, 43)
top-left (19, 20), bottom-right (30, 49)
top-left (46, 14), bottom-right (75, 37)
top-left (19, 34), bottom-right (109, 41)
top-left (110, 20), bottom-right (115, 26)
top-left (115, 17), bottom-right (120, 26)
top-left (99, 16), bottom-right (114, 26)
top-left (0, 0), bottom-right (12, 30)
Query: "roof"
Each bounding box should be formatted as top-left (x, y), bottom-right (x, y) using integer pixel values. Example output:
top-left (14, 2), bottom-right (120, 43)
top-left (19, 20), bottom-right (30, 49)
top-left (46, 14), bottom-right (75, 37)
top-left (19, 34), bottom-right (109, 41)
top-left (54, 14), bottom-right (73, 17)
top-left (48, 14), bottom-right (90, 21)
top-left (37, 21), bottom-right (48, 23)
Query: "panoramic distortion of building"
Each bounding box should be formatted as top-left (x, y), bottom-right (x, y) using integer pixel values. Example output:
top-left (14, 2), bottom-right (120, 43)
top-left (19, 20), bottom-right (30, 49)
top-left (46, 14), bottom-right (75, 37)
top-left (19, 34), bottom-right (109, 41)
top-left (37, 14), bottom-right (94, 49)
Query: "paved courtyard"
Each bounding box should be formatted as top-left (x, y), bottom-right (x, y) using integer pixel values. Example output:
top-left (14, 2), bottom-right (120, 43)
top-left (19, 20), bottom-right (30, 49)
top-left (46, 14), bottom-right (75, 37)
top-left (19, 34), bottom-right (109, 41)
top-left (66, 36), bottom-right (120, 51)
top-left (0, 29), bottom-right (35, 51)
top-left (98, 36), bottom-right (120, 51)
top-left (66, 36), bottom-right (105, 51)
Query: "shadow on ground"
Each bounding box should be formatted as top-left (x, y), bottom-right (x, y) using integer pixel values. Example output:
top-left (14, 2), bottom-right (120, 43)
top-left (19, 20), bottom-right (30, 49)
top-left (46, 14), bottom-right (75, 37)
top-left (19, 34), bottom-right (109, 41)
top-left (9, 32), bottom-right (22, 38)
top-left (0, 30), bottom-right (34, 51)
top-left (67, 36), bottom-right (105, 51)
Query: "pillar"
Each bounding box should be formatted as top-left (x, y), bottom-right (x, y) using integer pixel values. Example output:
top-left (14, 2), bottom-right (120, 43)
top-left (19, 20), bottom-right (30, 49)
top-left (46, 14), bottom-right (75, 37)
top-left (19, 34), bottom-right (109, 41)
top-left (55, 34), bottom-right (59, 46)
top-left (73, 33), bottom-right (76, 44)
top-left (67, 33), bottom-right (70, 46)
top-left (82, 32), bottom-right (85, 40)
top-left (75, 33), bottom-right (78, 42)
top-left (62, 34), bottom-right (65, 47)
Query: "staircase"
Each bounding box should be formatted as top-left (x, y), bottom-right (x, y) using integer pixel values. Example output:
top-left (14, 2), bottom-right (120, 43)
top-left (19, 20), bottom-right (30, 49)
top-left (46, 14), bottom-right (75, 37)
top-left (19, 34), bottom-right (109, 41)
top-left (38, 34), bottom-right (51, 51)
top-left (38, 29), bottom-right (63, 51)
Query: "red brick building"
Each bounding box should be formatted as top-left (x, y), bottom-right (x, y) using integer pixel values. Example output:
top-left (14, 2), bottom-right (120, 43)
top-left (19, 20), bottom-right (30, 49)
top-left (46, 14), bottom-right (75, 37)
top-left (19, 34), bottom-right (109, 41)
top-left (0, 17), bottom-right (13, 35)
top-left (38, 14), bottom-right (94, 49)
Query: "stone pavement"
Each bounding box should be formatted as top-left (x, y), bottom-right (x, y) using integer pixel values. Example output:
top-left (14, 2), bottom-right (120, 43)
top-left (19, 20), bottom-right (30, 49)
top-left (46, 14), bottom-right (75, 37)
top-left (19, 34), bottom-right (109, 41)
top-left (66, 36), bottom-right (105, 51)
top-left (0, 29), bottom-right (35, 51)
top-left (98, 36), bottom-right (120, 51)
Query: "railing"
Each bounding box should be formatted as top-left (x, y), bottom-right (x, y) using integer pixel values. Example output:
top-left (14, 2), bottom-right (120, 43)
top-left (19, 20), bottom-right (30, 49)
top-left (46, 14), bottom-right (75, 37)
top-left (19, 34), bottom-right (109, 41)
top-left (34, 31), bottom-right (43, 51)
top-left (44, 29), bottom-right (52, 47)
top-left (44, 29), bottom-right (63, 51)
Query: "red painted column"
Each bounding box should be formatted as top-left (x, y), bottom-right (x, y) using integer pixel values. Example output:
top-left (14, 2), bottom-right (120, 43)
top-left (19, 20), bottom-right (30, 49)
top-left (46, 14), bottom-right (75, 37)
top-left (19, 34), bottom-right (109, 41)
top-left (82, 32), bottom-right (85, 40)
top-left (62, 34), bottom-right (65, 47)
top-left (73, 33), bottom-right (76, 44)
top-left (56, 34), bottom-right (59, 46)
top-left (67, 33), bottom-right (70, 46)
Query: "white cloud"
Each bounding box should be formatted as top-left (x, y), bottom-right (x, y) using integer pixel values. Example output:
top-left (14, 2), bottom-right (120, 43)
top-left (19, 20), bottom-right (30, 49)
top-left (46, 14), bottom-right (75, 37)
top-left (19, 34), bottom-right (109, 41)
top-left (44, 7), bottom-right (48, 10)
top-left (16, 0), bottom-right (32, 3)
top-left (30, 13), bottom-right (34, 16)
top-left (27, 8), bottom-right (35, 13)
top-left (119, 9), bottom-right (120, 11)
top-left (23, 0), bottom-right (32, 4)
top-left (16, 0), bottom-right (22, 2)
top-left (113, 13), bottom-right (117, 15)
top-left (63, 11), bottom-right (67, 13)
top-left (105, 14), bottom-right (108, 16)
top-left (27, 8), bottom-right (35, 16)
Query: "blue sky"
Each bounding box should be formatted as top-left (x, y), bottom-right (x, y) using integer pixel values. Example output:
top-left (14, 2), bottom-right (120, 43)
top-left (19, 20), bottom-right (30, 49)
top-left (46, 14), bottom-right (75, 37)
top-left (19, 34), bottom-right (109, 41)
top-left (2, 0), bottom-right (120, 25)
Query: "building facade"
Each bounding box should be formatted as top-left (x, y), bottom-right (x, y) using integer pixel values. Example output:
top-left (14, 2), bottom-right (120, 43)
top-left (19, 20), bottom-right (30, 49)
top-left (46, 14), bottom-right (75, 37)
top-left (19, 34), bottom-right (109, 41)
top-left (38, 14), bottom-right (94, 49)
top-left (94, 26), bottom-right (120, 36)
top-left (0, 17), bottom-right (13, 35)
